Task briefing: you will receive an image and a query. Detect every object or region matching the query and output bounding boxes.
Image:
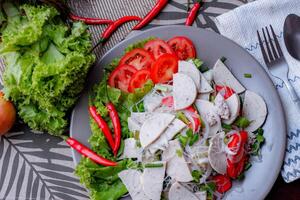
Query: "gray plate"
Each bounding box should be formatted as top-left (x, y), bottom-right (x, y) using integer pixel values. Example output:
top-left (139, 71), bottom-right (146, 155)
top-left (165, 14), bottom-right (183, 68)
top-left (70, 26), bottom-right (286, 200)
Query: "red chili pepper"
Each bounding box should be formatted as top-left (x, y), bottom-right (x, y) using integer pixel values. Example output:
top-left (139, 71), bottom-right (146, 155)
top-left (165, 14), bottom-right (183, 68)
top-left (185, 1), bottom-right (202, 26)
top-left (89, 106), bottom-right (115, 150)
top-left (65, 137), bottom-right (117, 166)
top-left (106, 103), bottom-right (121, 156)
top-left (92, 16), bottom-right (142, 51)
top-left (132, 0), bottom-right (168, 30)
top-left (69, 13), bottom-right (113, 25)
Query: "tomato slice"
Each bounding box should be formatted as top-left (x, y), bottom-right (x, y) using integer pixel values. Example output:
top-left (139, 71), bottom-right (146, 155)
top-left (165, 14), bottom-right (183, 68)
top-left (167, 36), bottom-right (196, 60)
top-left (212, 175), bottom-right (232, 193)
top-left (128, 69), bottom-right (151, 93)
top-left (144, 39), bottom-right (175, 59)
top-left (119, 48), bottom-right (155, 70)
top-left (150, 53), bottom-right (178, 83)
top-left (216, 85), bottom-right (235, 99)
top-left (108, 64), bottom-right (137, 92)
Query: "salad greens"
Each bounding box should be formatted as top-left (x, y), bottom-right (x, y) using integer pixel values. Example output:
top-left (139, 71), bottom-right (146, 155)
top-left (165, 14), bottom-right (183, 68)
top-left (76, 38), bottom-right (154, 200)
top-left (0, 2), bottom-right (95, 135)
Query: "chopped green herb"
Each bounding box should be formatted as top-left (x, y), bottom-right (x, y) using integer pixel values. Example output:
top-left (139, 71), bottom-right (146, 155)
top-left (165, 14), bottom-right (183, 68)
top-left (209, 95), bottom-right (216, 102)
top-left (176, 112), bottom-right (190, 124)
top-left (244, 73), bottom-right (252, 78)
top-left (191, 58), bottom-right (204, 69)
top-left (222, 123), bottom-right (232, 132)
top-left (251, 128), bottom-right (265, 156)
top-left (200, 117), bottom-right (205, 129)
top-left (189, 134), bottom-right (199, 146)
top-left (178, 135), bottom-right (188, 147)
top-left (201, 182), bottom-right (216, 196)
top-left (220, 56), bottom-right (227, 63)
top-left (237, 173), bottom-right (245, 181)
top-left (245, 162), bottom-right (252, 171)
top-left (135, 140), bottom-right (142, 148)
top-left (144, 163), bottom-right (164, 168)
top-left (186, 129), bottom-right (193, 138)
top-left (234, 116), bottom-right (251, 129)
top-left (176, 149), bottom-right (183, 158)
top-left (191, 170), bottom-right (203, 182)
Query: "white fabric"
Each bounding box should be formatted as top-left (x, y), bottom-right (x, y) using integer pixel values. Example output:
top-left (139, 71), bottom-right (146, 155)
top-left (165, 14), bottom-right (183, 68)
top-left (215, 0), bottom-right (300, 183)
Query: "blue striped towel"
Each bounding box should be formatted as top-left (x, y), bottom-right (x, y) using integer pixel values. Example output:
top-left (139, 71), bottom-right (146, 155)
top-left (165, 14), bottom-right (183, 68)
top-left (215, 0), bottom-right (300, 183)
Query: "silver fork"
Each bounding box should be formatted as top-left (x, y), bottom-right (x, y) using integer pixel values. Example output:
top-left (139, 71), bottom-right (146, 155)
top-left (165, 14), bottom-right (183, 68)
top-left (257, 25), bottom-right (300, 109)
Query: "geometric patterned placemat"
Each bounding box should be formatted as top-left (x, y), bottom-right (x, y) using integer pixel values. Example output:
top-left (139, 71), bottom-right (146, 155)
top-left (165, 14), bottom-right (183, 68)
top-left (0, 1), bottom-right (251, 199)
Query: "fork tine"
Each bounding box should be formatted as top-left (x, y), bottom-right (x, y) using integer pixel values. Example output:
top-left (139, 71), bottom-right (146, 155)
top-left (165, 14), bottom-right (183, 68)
top-left (262, 27), bottom-right (274, 61)
top-left (266, 26), bottom-right (279, 59)
top-left (257, 30), bottom-right (269, 64)
top-left (270, 25), bottom-right (283, 57)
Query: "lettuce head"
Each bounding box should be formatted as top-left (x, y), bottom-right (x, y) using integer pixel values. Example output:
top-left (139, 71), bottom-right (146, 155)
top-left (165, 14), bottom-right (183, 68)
top-left (0, 2), bottom-right (95, 135)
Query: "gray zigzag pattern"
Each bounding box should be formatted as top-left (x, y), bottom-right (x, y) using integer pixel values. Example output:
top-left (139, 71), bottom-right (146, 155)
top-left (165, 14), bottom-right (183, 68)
top-left (283, 169), bottom-right (300, 182)
top-left (287, 129), bottom-right (300, 140)
top-left (284, 155), bottom-right (300, 166)
top-left (286, 142), bottom-right (300, 154)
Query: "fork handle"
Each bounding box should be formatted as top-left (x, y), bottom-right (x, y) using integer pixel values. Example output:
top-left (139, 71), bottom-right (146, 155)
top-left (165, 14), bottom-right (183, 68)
top-left (283, 78), bottom-right (300, 109)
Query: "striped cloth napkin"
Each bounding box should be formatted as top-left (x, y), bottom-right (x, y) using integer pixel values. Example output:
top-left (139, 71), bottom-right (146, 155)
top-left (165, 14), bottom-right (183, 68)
top-left (215, 0), bottom-right (300, 183)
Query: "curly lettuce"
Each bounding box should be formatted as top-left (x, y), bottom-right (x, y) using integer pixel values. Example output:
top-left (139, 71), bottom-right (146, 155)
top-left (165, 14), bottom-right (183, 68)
top-left (75, 39), bottom-right (154, 200)
top-left (1, 3), bottom-right (95, 135)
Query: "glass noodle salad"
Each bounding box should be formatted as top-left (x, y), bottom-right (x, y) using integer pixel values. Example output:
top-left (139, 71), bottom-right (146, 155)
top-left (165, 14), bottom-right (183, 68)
top-left (75, 37), bottom-right (266, 200)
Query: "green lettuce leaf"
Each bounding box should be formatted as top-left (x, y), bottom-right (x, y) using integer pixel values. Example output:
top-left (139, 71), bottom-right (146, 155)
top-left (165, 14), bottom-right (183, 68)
top-left (1, 3), bottom-right (95, 135)
top-left (76, 37), bottom-right (154, 200)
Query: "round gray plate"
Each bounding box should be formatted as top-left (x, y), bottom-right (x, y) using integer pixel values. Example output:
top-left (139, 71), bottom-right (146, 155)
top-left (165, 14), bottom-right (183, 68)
top-left (70, 26), bottom-right (286, 200)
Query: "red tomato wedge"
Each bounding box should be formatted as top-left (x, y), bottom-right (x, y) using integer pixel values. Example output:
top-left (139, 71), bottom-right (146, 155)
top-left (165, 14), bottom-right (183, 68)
top-left (128, 69), bottom-right (151, 92)
top-left (227, 156), bottom-right (248, 179)
top-left (144, 39), bottom-right (175, 59)
top-left (108, 65), bottom-right (137, 92)
top-left (216, 85), bottom-right (235, 99)
top-left (150, 54), bottom-right (178, 83)
top-left (212, 175), bottom-right (232, 193)
top-left (167, 36), bottom-right (196, 60)
top-left (119, 48), bottom-right (155, 70)
top-left (226, 131), bottom-right (248, 179)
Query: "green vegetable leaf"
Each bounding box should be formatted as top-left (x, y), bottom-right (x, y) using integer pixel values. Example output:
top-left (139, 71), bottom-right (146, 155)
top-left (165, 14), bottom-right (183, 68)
top-left (124, 37), bottom-right (156, 53)
top-left (189, 134), bottom-right (199, 146)
top-left (75, 158), bottom-right (138, 200)
top-left (1, 4), bottom-right (95, 135)
top-left (176, 149), bottom-right (183, 158)
top-left (190, 58), bottom-right (204, 69)
top-left (144, 163), bottom-right (164, 168)
top-left (251, 128), bottom-right (265, 156)
top-left (222, 123), bottom-right (232, 132)
top-left (244, 73), bottom-right (252, 78)
top-left (234, 116), bottom-right (251, 129)
top-left (178, 135), bottom-right (188, 147)
top-left (191, 170), bottom-right (203, 182)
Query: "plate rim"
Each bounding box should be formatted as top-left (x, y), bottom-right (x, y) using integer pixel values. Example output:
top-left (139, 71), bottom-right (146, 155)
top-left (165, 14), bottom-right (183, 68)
top-left (70, 25), bottom-right (287, 200)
